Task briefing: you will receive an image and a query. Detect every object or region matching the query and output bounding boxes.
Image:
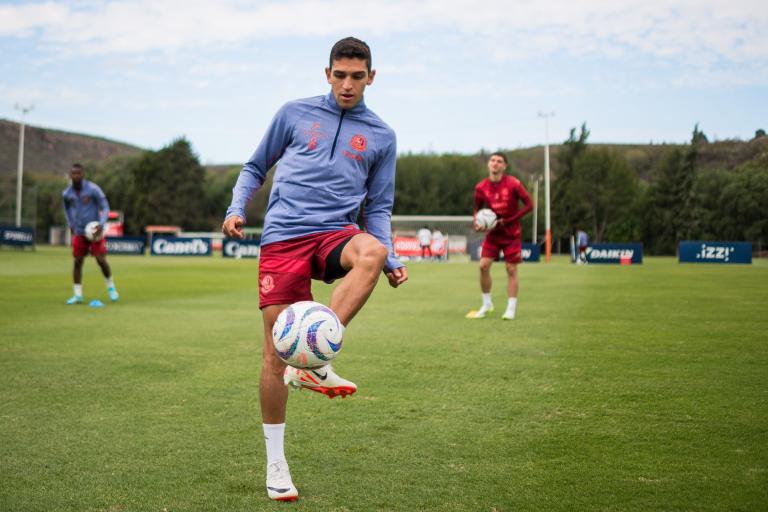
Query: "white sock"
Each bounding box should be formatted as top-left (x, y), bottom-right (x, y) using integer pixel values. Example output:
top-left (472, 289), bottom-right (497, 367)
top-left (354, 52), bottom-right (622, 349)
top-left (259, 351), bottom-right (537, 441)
top-left (506, 297), bottom-right (517, 313)
top-left (74, 284), bottom-right (82, 297)
top-left (106, 277), bottom-right (115, 289)
top-left (482, 293), bottom-right (493, 307)
top-left (263, 423), bottom-right (286, 466)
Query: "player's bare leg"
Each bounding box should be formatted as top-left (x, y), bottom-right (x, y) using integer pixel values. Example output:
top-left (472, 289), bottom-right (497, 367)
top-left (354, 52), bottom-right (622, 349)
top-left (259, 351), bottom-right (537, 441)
top-left (259, 304), bottom-right (298, 501)
top-left (260, 304), bottom-right (290, 424)
top-left (73, 256), bottom-right (85, 285)
top-left (329, 233), bottom-right (388, 325)
top-left (474, 257), bottom-right (495, 318)
top-left (284, 234), bottom-right (383, 400)
top-left (502, 262), bottom-right (519, 320)
top-left (95, 254), bottom-right (118, 301)
top-left (67, 256), bottom-right (86, 304)
top-left (94, 253), bottom-right (112, 279)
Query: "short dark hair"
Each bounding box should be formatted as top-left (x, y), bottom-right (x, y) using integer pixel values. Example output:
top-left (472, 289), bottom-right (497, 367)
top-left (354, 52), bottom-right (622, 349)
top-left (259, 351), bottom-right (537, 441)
top-left (490, 151), bottom-right (508, 165)
top-left (330, 37), bottom-right (372, 72)
top-left (71, 163), bottom-right (83, 171)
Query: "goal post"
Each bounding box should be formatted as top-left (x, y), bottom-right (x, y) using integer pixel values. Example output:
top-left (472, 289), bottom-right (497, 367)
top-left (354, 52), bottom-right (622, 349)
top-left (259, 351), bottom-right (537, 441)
top-left (390, 215), bottom-right (479, 260)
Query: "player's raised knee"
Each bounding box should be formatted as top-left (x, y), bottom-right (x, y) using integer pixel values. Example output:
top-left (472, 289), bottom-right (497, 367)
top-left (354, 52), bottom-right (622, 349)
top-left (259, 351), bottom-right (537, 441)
top-left (364, 242), bottom-right (389, 270)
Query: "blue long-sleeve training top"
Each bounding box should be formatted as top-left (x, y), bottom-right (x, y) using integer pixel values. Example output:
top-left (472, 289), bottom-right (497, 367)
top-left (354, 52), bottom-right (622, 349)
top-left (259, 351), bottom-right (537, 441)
top-left (226, 91), bottom-right (403, 271)
top-left (62, 180), bottom-right (110, 235)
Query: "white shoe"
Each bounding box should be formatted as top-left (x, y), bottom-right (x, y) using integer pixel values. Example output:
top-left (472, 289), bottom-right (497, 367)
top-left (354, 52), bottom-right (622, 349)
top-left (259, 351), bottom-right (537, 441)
top-left (266, 460), bottom-right (298, 502)
top-left (472, 304), bottom-right (494, 319)
top-left (284, 365), bottom-right (357, 399)
top-left (502, 309), bottom-right (516, 320)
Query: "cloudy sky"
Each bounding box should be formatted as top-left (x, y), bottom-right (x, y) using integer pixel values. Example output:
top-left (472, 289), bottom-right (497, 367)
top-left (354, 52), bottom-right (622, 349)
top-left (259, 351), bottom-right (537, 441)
top-left (1, 0), bottom-right (766, 164)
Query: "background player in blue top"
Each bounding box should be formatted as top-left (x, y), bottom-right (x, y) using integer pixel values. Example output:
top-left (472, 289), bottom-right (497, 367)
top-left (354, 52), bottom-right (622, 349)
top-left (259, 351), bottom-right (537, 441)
top-left (62, 163), bottom-right (119, 305)
top-left (222, 37), bottom-right (408, 502)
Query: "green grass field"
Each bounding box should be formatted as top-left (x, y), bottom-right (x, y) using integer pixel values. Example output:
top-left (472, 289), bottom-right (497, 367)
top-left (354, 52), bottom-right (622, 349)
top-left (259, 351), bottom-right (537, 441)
top-left (1, 247), bottom-right (766, 511)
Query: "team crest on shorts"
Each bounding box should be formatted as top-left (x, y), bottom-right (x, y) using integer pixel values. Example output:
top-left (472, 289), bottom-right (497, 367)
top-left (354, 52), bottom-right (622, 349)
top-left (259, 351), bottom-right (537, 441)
top-left (261, 275), bottom-right (275, 294)
top-left (350, 134), bottom-right (367, 152)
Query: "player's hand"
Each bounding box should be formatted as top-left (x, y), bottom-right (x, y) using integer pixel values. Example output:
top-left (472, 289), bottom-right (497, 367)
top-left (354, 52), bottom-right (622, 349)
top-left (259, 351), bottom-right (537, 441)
top-left (385, 266), bottom-right (408, 288)
top-left (222, 215), bottom-right (245, 239)
top-left (94, 224), bottom-right (104, 237)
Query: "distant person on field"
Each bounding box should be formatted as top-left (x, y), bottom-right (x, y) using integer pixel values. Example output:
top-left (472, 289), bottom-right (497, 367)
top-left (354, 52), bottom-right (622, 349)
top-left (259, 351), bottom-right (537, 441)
top-left (470, 152), bottom-right (532, 320)
top-left (431, 228), bottom-right (446, 261)
top-left (576, 228), bottom-right (589, 264)
top-left (222, 37), bottom-right (407, 503)
top-left (61, 163), bottom-right (119, 304)
top-left (417, 225), bottom-right (433, 260)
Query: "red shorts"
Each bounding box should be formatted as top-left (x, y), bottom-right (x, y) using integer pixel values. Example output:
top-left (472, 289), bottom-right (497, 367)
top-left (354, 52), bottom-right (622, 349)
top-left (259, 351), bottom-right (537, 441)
top-left (258, 227), bottom-right (363, 308)
top-left (72, 235), bottom-right (107, 258)
top-left (481, 234), bottom-right (522, 264)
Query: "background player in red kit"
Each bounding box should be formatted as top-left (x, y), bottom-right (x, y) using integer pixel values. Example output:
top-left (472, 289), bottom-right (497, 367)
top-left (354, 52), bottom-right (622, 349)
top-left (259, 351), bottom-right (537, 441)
top-left (471, 152), bottom-right (532, 320)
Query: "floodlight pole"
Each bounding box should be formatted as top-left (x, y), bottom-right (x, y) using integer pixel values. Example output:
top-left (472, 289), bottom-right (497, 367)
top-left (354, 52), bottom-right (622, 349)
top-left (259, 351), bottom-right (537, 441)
top-left (538, 111), bottom-right (554, 263)
top-left (15, 104), bottom-right (34, 227)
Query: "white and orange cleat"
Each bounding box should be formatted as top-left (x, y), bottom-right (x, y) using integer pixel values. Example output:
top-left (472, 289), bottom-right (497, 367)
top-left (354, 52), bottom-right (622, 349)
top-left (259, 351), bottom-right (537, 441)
top-left (284, 365), bottom-right (357, 399)
top-left (266, 460), bottom-right (298, 502)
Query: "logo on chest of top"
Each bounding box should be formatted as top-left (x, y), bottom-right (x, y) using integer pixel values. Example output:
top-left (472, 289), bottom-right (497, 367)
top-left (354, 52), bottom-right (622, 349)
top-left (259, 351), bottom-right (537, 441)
top-left (81, 195), bottom-right (91, 205)
top-left (350, 134), bottom-right (367, 152)
top-left (303, 121), bottom-right (326, 151)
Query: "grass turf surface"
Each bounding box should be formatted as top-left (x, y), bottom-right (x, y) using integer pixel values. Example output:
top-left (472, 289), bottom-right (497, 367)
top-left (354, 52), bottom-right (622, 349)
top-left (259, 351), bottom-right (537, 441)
top-left (1, 247), bottom-right (766, 511)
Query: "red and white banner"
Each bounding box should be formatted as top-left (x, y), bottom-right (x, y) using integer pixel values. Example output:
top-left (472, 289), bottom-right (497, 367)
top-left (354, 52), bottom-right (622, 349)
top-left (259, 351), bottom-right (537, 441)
top-left (393, 236), bottom-right (447, 257)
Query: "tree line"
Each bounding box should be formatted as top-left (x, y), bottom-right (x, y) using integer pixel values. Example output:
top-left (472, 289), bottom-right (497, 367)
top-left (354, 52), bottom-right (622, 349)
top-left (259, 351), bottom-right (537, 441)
top-left (15, 128), bottom-right (767, 255)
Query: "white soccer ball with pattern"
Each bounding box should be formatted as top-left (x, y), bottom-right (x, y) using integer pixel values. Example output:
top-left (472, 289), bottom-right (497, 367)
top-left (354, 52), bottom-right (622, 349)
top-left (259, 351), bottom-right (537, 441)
top-left (475, 208), bottom-right (497, 231)
top-left (272, 301), bottom-right (343, 369)
top-left (84, 221), bottom-right (103, 241)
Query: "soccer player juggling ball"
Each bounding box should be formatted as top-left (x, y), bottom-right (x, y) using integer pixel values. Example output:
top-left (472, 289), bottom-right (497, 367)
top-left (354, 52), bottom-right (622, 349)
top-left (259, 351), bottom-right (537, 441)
top-left (222, 37), bottom-right (407, 502)
top-left (62, 163), bottom-right (119, 305)
top-left (471, 152), bottom-right (532, 320)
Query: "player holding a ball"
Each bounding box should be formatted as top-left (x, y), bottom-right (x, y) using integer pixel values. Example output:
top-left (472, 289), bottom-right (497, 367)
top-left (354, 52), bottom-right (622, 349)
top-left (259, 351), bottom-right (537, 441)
top-left (222, 37), bottom-right (407, 502)
top-left (470, 152), bottom-right (532, 320)
top-left (62, 163), bottom-right (119, 305)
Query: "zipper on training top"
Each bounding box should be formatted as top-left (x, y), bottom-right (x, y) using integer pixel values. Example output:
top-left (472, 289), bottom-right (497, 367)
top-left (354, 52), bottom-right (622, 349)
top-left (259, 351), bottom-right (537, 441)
top-left (330, 109), bottom-right (346, 159)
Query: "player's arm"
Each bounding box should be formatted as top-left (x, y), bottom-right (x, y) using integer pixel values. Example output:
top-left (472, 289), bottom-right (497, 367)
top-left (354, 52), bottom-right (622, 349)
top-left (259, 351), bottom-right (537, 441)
top-left (61, 192), bottom-right (75, 232)
top-left (223, 105), bottom-right (293, 239)
top-left (94, 185), bottom-right (110, 237)
top-left (363, 136), bottom-right (407, 288)
top-left (472, 187), bottom-right (487, 231)
top-left (499, 183), bottom-right (533, 225)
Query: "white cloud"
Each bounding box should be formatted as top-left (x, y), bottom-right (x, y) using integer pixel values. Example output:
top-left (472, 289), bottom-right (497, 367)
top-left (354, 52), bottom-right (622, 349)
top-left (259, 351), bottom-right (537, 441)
top-left (0, 0), bottom-right (765, 66)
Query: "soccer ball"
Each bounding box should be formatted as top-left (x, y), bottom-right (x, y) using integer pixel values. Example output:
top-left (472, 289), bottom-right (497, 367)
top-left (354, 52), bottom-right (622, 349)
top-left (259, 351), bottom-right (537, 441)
top-left (272, 301), bottom-right (343, 369)
top-left (84, 221), bottom-right (103, 241)
top-left (475, 208), bottom-right (497, 231)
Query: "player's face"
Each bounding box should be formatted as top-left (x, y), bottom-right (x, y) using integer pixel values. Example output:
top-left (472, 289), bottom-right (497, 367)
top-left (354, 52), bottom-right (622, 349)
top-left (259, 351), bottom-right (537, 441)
top-left (487, 155), bottom-right (506, 181)
top-left (325, 58), bottom-right (375, 110)
top-left (70, 168), bottom-right (83, 186)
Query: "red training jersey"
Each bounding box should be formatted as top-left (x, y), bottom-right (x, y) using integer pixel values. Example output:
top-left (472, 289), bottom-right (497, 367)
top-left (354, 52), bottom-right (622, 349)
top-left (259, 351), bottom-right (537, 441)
top-left (474, 175), bottom-right (533, 239)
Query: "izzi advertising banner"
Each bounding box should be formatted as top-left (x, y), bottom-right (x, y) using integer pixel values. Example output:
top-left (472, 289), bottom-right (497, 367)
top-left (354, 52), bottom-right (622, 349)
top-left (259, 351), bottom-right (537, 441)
top-left (150, 237), bottom-right (212, 256)
top-left (679, 241), bottom-right (752, 264)
top-left (584, 243), bottom-right (643, 264)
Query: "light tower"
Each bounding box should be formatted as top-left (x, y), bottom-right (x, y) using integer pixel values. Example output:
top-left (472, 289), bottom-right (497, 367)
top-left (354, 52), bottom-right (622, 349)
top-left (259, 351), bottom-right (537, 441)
top-left (15, 103), bottom-right (34, 227)
top-left (538, 111), bottom-right (554, 263)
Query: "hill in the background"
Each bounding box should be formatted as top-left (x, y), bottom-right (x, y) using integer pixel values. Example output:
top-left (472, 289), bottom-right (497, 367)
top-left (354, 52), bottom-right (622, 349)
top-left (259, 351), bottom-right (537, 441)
top-left (504, 137), bottom-right (768, 182)
top-left (2, 118), bottom-right (765, 182)
top-left (0, 119), bottom-right (144, 177)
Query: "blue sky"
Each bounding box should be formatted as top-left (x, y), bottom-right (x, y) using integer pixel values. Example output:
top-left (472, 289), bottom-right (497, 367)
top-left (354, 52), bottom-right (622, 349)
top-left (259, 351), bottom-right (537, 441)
top-left (1, 0), bottom-right (766, 164)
